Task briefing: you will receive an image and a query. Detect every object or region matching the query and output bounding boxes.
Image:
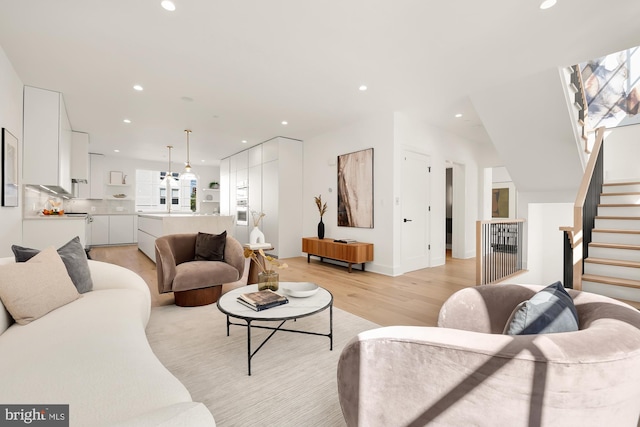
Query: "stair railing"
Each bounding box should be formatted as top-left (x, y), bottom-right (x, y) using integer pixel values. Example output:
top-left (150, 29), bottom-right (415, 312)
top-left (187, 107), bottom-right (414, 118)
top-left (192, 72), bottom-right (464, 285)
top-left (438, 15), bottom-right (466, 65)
top-left (560, 127), bottom-right (605, 289)
top-left (476, 219), bottom-right (525, 285)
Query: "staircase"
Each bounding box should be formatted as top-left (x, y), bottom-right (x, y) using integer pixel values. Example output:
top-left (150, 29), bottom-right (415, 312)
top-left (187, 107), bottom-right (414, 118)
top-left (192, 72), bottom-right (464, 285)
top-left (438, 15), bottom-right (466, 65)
top-left (582, 181), bottom-right (640, 308)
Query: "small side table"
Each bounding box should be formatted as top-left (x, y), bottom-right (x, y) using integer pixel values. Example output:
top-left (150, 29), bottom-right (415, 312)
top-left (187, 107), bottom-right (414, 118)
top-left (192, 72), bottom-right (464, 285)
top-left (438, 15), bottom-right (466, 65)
top-left (245, 246), bottom-right (275, 284)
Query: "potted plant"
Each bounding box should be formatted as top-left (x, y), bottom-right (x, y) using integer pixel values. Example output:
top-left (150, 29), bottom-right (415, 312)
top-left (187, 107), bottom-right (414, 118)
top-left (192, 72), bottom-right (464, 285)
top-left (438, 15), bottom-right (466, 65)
top-left (209, 181), bottom-right (220, 189)
top-left (315, 195), bottom-right (328, 239)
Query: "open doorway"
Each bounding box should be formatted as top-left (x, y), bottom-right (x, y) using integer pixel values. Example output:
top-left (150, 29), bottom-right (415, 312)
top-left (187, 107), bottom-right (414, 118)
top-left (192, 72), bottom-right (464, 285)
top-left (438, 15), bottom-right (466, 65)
top-left (445, 162), bottom-right (466, 262)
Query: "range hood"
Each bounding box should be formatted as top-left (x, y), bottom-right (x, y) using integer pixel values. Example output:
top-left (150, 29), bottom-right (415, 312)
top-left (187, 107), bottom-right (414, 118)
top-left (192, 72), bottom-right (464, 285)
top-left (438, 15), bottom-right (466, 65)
top-left (26, 184), bottom-right (72, 198)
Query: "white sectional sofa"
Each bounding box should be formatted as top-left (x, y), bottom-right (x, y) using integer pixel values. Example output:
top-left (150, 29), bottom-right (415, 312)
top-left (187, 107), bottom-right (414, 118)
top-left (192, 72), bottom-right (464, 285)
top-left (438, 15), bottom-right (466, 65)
top-left (0, 257), bottom-right (215, 426)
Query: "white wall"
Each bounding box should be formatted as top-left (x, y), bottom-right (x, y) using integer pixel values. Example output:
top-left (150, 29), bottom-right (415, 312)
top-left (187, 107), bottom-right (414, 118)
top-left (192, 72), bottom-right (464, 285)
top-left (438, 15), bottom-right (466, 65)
top-left (303, 113), bottom-right (395, 275)
top-left (604, 124), bottom-right (640, 182)
top-left (501, 203), bottom-right (572, 286)
top-left (0, 44), bottom-right (24, 256)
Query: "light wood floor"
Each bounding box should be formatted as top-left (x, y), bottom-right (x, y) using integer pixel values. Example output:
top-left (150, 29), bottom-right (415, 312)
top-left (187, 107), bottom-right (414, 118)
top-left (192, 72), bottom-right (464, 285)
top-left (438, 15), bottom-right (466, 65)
top-left (89, 246), bottom-right (477, 327)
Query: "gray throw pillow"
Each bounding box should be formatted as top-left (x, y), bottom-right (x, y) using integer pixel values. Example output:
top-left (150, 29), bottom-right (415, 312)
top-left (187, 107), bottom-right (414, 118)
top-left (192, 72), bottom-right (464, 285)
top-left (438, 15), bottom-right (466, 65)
top-left (194, 231), bottom-right (227, 262)
top-left (504, 281), bottom-right (579, 335)
top-left (12, 236), bottom-right (94, 293)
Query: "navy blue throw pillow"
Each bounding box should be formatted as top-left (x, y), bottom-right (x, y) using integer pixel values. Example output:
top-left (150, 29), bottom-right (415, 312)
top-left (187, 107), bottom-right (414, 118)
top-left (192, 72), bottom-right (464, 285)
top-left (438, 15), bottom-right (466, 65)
top-left (504, 281), bottom-right (579, 335)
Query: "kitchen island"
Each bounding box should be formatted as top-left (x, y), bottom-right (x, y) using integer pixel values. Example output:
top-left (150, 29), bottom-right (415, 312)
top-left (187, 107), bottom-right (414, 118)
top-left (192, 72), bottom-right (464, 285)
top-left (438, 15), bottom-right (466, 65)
top-left (137, 213), bottom-right (235, 262)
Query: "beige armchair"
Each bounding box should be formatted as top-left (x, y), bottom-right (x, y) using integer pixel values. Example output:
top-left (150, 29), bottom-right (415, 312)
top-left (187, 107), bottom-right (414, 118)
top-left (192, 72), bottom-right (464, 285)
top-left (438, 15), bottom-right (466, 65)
top-left (337, 284), bottom-right (640, 427)
top-left (155, 233), bottom-right (245, 307)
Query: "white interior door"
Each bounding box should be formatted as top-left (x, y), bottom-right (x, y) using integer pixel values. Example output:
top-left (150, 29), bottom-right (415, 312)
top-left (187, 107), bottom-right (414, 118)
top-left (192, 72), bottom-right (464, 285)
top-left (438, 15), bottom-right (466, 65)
top-left (401, 150), bottom-right (431, 272)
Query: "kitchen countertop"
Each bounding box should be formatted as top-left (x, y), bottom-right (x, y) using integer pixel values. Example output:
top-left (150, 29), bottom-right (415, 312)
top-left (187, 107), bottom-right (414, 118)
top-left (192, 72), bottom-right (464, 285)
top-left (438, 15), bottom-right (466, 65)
top-left (24, 215), bottom-right (87, 220)
top-left (137, 213), bottom-right (229, 219)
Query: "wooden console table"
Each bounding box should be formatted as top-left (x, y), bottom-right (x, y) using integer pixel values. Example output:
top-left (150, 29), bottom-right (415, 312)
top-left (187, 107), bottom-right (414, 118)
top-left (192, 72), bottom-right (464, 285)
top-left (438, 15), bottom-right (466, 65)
top-left (302, 237), bottom-right (374, 273)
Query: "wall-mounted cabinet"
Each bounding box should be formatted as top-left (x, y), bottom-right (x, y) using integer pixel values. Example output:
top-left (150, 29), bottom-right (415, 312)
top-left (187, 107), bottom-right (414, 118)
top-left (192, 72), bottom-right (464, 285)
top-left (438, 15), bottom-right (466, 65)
top-left (23, 86), bottom-right (73, 194)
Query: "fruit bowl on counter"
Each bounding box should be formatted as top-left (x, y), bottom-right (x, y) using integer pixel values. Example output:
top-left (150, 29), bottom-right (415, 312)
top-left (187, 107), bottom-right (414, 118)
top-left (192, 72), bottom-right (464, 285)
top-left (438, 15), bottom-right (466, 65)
top-left (112, 193), bottom-right (127, 199)
top-left (42, 209), bottom-right (64, 216)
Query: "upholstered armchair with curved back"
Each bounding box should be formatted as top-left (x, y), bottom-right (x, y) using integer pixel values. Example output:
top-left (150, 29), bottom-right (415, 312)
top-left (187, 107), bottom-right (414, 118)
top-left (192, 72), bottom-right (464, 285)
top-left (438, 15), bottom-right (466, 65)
top-left (155, 232), bottom-right (245, 307)
top-left (337, 284), bottom-right (640, 427)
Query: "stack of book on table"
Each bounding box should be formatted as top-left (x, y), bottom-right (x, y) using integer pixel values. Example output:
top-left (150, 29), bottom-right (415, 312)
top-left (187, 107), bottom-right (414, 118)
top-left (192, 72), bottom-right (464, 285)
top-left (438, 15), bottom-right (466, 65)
top-left (237, 289), bottom-right (289, 311)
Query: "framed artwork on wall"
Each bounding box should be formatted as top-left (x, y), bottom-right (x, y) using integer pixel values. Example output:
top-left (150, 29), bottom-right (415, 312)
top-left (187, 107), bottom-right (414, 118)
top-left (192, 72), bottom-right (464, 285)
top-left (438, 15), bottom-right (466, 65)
top-left (492, 182), bottom-right (516, 219)
top-left (2, 128), bottom-right (18, 207)
top-left (337, 147), bottom-right (374, 228)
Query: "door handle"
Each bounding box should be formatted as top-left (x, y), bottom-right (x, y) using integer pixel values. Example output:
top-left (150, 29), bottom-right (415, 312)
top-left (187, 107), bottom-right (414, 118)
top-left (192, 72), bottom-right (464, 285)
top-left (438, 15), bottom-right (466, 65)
top-left (404, 218), bottom-right (412, 222)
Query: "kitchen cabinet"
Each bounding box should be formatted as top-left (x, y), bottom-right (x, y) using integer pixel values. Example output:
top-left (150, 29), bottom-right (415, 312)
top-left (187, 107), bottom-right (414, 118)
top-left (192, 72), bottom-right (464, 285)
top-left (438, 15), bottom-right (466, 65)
top-left (221, 137), bottom-right (302, 257)
top-left (76, 153), bottom-right (105, 199)
top-left (70, 131), bottom-right (89, 183)
top-left (22, 218), bottom-right (87, 249)
top-left (220, 158), bottom-right (230, 215)
top-left (23, 86), bottom-right (73, 194)
top-left (91, 215), bottom-right (110, 245)
top-left (109, 215), bottom-right (136, 244)
top-left (91, 215), bottom-right (137, 246)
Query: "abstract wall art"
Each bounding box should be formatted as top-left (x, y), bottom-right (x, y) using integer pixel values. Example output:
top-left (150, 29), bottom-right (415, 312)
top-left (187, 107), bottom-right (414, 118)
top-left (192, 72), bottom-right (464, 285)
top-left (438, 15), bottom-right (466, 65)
top-left (337, 148), bottom-right (373, 228)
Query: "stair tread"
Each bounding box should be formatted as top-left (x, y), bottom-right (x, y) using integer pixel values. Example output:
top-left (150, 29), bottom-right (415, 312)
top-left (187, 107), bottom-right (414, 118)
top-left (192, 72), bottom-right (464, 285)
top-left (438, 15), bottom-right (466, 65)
top-left (596, 216), bottom-right (640, 220)
top-left (603, 182), bottom-right (640, 186)
top-left (584, 257), bottom-right (640, 268)
top-left (582, 274), bottom-right (640, 289)
top-left (600, 192), bottom-right (640, 196)
top-left (589, 242), bottom-right (640, 251)
top-left (592, 229), bottom-right (640, 234)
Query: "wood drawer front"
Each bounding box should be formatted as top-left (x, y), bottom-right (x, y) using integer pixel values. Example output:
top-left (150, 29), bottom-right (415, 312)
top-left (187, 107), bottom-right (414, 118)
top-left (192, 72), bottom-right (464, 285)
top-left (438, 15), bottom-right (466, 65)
top-left (302, 237), bottom-right (373, 263)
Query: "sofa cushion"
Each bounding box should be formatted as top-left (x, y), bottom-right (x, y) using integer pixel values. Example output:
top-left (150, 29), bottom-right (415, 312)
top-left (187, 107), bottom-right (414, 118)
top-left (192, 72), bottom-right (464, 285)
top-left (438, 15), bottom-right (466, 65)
top-left (172, 260), bottom-right (240, 292)
top-left (504, 281), bottom-right (579, 335)
top-left (12, 236), bottom-right (93, 293)
top-left (194, 231), bottom-right (227, 262)
top-left (0, 247), bottom-right (80, 325)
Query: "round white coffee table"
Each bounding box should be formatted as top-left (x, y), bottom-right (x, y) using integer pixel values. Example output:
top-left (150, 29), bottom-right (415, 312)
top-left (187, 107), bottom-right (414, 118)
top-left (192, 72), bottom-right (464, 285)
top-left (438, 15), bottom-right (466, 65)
top-left (217, 283), bottom-right (333, 375)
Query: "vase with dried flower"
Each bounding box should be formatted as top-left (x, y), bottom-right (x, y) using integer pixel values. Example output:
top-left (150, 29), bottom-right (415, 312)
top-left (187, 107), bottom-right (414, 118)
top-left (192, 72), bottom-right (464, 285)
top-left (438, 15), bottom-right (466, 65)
top-left (243, 247), bottom-right (288, 291)
top-left (249, 210), bottom-right (266, 244)
top-left (315, 195), bottom-right (327, 240)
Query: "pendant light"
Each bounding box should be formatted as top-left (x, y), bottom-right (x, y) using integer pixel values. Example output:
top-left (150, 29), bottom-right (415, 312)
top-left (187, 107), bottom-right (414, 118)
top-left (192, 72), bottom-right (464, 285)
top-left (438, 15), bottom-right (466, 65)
top-left (160, 145), bottom-right (177, 185)
top-left (160, 145), bottom-right (177, 213)
top-left (180, 129), bottom-right (198, 181)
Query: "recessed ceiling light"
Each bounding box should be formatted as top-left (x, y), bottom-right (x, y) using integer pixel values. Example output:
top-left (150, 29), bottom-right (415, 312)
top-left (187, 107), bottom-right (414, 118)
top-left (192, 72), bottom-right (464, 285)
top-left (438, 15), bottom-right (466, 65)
top-left (281, 121), bottom-right (288, 125)
top-left (161, 1), bottom-right (176, 11)
top-left (201, 159), bottom-right (205, 162)
top-left (359, 85), bottom-right (368, 91)
top-left (242, 140), bottom-right (247, 144)
top-left (114, 149), bottom-right (120, 153)
top-left (540, 0), bottom-right (557, 10)
top-left (133, 84), bottom-right (144, 91)
top-left (455, 113), bottom-right (463, 118)
top-left (123, 119), bottom-right (131, 124)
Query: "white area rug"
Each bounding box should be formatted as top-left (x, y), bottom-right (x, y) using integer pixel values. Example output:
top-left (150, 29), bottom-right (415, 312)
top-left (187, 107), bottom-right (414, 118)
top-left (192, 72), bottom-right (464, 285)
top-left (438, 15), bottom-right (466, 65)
top-left (146, 302), bottom-right (379, 427)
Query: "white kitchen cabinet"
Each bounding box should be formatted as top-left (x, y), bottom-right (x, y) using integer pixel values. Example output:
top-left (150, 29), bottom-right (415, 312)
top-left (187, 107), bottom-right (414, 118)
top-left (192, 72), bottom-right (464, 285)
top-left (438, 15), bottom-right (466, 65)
top-left (89, 154), bottom-right (105, 199)
top-left (221, 137), bottom-right (302, 257)
top-left (91, 215), bottom-right (137, 246)
top-left (22, 218), bottom-right (87, 249)
top-left (70, 131), bottom-right (89, 182)
top-left (23, 86), bottom-right (73, 194)
top-left (220, 158), bottom-right (230, 215)
top-left (109, 215), bottom-right (135, 245)
top-left (91, 215), bottom-right (110, 245)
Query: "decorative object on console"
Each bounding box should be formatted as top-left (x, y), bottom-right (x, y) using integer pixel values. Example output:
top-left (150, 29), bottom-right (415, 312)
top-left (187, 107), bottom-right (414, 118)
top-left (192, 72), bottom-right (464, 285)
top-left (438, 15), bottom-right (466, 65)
top-left (209, 181), bottom-right (219, 189)
top-left (337, 148), bottom-right (374, 228)
top-left (315, 194), bottom-right (327, 239)
top-left (1, 128), bottom-right (18, 207)
top-left (249, 210), bottom-right (266, 244)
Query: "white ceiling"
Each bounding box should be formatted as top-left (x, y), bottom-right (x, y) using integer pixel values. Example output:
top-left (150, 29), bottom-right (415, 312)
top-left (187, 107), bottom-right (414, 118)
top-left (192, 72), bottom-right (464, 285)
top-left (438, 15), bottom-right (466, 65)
top-left (0, 1), bottom-right (639, 166)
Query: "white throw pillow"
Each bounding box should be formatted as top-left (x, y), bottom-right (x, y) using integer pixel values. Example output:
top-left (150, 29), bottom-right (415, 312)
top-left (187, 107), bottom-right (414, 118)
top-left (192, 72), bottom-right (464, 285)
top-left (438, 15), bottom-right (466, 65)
top-left (0, 246), bottom-right (80, 325)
